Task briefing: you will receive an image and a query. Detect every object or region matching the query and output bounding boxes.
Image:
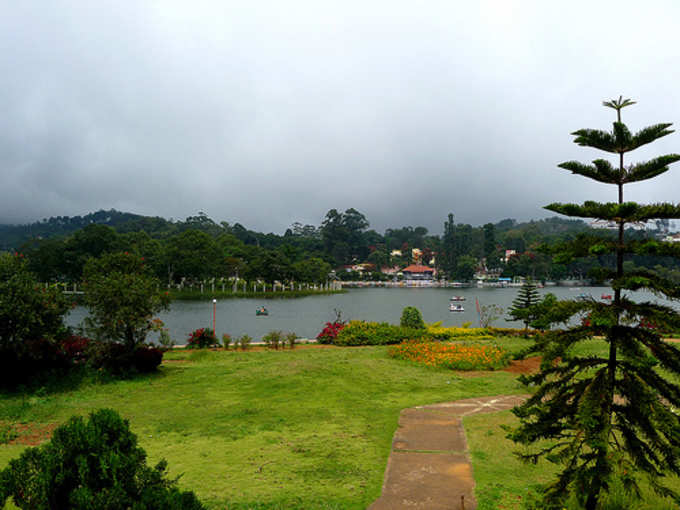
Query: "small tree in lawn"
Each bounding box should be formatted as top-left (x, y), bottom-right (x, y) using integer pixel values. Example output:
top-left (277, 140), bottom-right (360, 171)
top-left (508, 97), bottom-right (680, 509)
top-left (507, 279), bottom-right (540, 335)
top-left (83, 252), bottom-right (171, 352)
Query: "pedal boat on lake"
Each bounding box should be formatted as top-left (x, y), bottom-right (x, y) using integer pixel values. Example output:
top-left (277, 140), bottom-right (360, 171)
top-left (449, 296), bottom-right (466, 302)
top-left (256, 306), bottom-right (268, 316)
top-left (449, 303), bottom-right (465, 312)
top-left (601, 294), bottom-right (613, 300)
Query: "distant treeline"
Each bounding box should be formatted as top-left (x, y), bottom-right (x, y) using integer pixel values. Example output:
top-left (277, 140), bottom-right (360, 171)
top-left (3, 208), bottom-right (679, 284)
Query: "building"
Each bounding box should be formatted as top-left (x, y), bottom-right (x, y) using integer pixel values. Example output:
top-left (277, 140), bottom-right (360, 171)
top-left (401, 264), bottom-right (435, 280)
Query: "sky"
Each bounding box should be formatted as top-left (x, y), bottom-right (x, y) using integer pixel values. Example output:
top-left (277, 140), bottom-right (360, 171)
top-left (2, 1), bottom-right (680, 235)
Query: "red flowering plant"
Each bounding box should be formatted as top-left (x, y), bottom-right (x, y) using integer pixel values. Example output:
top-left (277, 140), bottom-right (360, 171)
top-left (316, 322), bottom-right (345, 344)
top-left (60, 335), bottom-right (92, 363)
top-left (186, 328), bottom-right (218, 349)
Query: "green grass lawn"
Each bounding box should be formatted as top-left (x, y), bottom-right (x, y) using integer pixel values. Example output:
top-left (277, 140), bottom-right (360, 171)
top-left (0, 342), bottom-right (528, 510)
top-left (2, 337), bottom-right (678, 509)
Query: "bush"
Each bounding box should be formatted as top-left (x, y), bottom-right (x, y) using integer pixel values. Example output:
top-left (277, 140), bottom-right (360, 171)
top-left (86, 342), bottom-right (163, 374)
top-left (222, 333), bottom-right (232, 350)
top-left (426, 325), bottom-right (494, 340)
top-left (286, 332), bottom-right (297, 349)
top-left (316, 321), bottom-right (345, 344)
top-left (186, 328), bottom-right (218, 349)
top-left (0, 408), bottom-right (206, 510)
top-left (262, 330), bottom-right (282, 350)
top-left (400, 306), bottom-right (425, 329)
top-left (333, 320), bottom-right (431, 346)
top-left (60, 334), bottom-right (92, 363)
top-left (237, 334), bottom-right (252, 350)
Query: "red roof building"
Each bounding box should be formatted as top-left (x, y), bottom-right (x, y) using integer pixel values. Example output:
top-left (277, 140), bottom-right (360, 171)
top-left (402, 265), bottom-right (436, 280)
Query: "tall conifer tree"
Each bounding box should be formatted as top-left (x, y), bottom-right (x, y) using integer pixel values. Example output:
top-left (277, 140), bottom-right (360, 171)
top-left (507, 278), bottom-right (540, 334)
top-left (509, 98), bottom-right (680, 509)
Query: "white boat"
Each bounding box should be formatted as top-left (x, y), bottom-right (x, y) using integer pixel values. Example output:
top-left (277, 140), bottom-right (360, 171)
top-left (449, 296), bottom-right (466, 302)
top-left (449, 304), bottom-right (465, 312)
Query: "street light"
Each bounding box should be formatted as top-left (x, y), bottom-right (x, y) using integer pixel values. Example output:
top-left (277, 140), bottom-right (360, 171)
top-left (212, 298), bottom-right (217, 332)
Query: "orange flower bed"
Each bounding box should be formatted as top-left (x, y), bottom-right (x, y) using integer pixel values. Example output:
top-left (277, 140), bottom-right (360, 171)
top-left (388, 340), bottom-right (510, 371)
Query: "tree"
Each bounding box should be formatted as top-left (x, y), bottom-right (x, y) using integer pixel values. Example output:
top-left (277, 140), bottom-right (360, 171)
top-left (483, 223), bottom-right (499, 268)
top-left (83, 252), bottom-right (171, 351)
top-left (441, 213), bottom-right (457, 277)
top-left (509, 97), bottom-right (680, 509)
top-left (507, 278), bottom-right (540, 334)
top-left (0, 253), bottom-right (70, 385)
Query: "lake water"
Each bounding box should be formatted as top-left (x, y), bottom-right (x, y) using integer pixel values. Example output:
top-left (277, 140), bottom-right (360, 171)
top-left (65, 286), bottom-right (675, 343)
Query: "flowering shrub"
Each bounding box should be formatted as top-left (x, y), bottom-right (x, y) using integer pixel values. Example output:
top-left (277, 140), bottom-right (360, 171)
top-left (60, 335), bottom-right (92, 363)
top-left (388, 340), bottom-right (510, 370)
top-left (317, 321), bottom-right (345, 344)
top-left (186, 328), bottom-right (218, 349)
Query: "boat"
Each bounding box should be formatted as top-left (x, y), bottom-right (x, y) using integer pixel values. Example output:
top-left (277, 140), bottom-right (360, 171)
top-left (449, 304), bottom-right (465, 312)
top-left (449, 296), bottom-right (466, 302)
top-left (256, 306), bottom-right (268, 316)
top-left (601, 294), bottom-right (613, 300)
top-left (576, 293), bottom-right (590, 300)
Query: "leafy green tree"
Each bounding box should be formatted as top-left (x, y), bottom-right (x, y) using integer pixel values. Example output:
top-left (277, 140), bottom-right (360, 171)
top-left (509, 97), bottom-right (680, 509)
top-left (507, 278), bottom-right (540, 334)
top-left (455, 255), bottom-right (477, 281)
top-left (83, 252), bottom-right (170, 351)
top-left (0, 253), bottom-right (69, 354)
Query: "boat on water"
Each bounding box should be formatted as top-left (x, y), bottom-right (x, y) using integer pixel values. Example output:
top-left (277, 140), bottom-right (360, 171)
top-left (449, 304), bottom-right (465, 312)
top-left (450, 296), bottom-right (466, 302)
top-left (256, 306), bottom-right (269, 316)
top-left (577, 293), bottom-right (590, 300)
top-left (601, 294), bottom-right (613, 300)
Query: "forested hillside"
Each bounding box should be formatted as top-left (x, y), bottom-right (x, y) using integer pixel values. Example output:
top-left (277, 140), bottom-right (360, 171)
top-left (2, 208), bottom-right (674, 285)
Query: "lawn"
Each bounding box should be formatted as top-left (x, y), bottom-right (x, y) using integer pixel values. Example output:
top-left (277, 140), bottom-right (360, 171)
top-left (3, 337), bottom-right (678, 509)
top-left (0, 341), bottom-right (528, 509)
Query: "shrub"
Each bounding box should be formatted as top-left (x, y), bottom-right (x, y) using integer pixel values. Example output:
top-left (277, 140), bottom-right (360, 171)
top-left (133, 346), bottom-right (164, 373)
top-left (222, 333), bottom-right (232, 350)
top-left (84, 341), bottom-right (162, 375)
top-left (426, 325), bottom-right (494, 340)
top-left (388, 340), bottom-right (510, 370)
top-left (262, 330), bottom-right (282, 350)
top-left (333, 320), bottom-right (431, 346)
top-left (316, 321), bottom-right (345, 344)
top-left (400, 306), bottom-right (425, 329)
top-left (238, 334), bottom-right (252, 350)
top-left (186, 328), bottom-right (218, 349)
top-left (285, 332), bottom-right (297, 349)
top-left (60, 335), bottom-right (92, 363)
top-left (157, 329), bottom-right (175, 350)
top-left (0, 408), bottom-right (206, 510)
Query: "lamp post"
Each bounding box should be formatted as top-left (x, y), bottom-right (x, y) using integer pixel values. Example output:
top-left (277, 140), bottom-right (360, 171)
top-left (212, 298), bottom-right (217, 332)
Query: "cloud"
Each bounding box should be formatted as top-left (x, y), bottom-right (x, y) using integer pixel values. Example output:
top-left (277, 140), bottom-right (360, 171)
top-left (2, 0), bottom-right (680, 234)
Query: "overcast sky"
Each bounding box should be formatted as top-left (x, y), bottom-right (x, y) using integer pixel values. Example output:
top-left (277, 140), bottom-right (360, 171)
top-left (2, 1), bottom-right (680, 235)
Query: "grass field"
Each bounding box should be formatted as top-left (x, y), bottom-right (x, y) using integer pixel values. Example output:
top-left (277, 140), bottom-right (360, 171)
top-left (1, 338), bottom-right (678, 509)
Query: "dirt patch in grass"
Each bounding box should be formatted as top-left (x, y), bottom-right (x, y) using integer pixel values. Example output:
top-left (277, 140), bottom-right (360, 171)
top-left (503, 356), bottom-right (542, 374)
top-left (3, 421), bottom-right (58, 446)
top-left (453, 356), bottom-right (542, 377)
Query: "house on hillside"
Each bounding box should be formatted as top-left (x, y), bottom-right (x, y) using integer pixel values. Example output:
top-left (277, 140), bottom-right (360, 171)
top-left (402, 264), bottom-right (435, 280)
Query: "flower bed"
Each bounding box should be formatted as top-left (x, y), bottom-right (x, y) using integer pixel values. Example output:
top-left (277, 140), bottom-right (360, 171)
top-left (388, 340), bottom-right (510, 370)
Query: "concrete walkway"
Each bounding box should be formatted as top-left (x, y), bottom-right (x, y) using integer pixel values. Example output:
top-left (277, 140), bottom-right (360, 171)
top-left (369, 395), bottom-right (528, 510)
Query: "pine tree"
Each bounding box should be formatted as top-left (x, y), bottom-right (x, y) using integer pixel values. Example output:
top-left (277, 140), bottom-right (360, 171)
top-left (508, 97), bottom-right (680, 509)
top-left (507, 278), bottom-right (540, 334)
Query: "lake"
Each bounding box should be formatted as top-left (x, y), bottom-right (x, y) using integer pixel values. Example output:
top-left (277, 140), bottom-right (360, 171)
top-left (65, 286), bottom-right (675, 343)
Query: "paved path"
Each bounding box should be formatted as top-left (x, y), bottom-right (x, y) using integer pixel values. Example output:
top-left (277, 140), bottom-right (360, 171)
top-left (369, 395), bottom-right (528, 510)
